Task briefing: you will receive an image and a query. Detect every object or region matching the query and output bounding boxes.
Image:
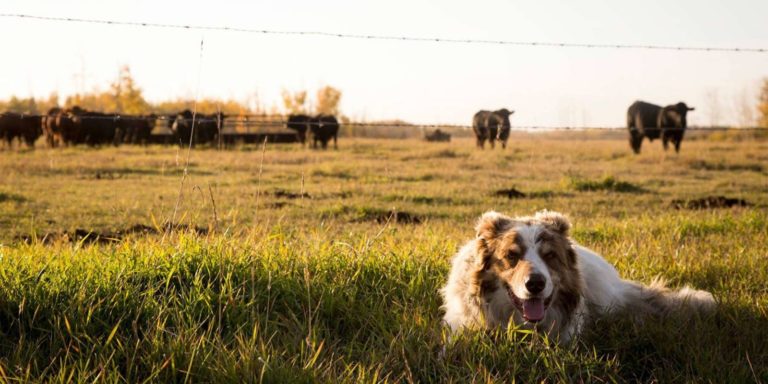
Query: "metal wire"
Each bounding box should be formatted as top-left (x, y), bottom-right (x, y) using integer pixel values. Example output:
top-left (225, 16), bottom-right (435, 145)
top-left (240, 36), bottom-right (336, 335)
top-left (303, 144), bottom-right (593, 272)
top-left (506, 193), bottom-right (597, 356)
top-left (2, 13), bottom-right (766, 53)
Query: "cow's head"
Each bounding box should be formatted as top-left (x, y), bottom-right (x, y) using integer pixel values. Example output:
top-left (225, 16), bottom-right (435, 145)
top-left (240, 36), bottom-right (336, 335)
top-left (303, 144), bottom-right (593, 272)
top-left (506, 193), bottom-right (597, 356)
top-left (659, 102), bottom-right (694, 128)
top-left (496, 108), bottom-right (515, 117)
top-left (494, 109), bottom-right (515, 128)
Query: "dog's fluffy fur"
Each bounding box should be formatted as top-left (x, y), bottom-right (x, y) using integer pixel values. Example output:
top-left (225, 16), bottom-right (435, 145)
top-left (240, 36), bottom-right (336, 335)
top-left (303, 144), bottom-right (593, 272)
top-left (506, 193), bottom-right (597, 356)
top-left (440, 210), bottom-right (715, 343)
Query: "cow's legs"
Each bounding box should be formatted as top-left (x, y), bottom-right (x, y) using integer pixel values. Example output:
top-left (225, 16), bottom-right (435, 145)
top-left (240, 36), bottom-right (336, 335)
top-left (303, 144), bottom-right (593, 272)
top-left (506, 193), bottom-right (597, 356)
top-left (501, 140), bottom-right (507, 149)
top-left (629, 131), bottom-right (643, 154)
top-left (333, 134), bottom-right (338, 149)
top-left (489, 138), bottom-right (495, 149)
top-left (661, 132), bottom-right (670, 151)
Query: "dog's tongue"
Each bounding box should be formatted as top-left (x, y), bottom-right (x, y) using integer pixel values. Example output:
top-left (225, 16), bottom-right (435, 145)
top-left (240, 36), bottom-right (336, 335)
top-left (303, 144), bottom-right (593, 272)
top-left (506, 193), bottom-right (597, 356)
top-left (523, 298), bottom-right (545, 321)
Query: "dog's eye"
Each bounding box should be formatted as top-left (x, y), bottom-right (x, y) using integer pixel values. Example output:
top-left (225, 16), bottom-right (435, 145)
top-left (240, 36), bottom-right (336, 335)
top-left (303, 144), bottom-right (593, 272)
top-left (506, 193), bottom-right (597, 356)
top-left (506, 251), bottom-right (519, 260)
top-left (543, 251), bottom-right (557, 259)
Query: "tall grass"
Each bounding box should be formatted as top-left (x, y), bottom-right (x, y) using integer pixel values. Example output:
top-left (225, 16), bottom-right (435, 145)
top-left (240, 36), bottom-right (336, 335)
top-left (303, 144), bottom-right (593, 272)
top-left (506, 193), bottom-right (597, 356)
top-left (0, 136), bottom-right (766, 381)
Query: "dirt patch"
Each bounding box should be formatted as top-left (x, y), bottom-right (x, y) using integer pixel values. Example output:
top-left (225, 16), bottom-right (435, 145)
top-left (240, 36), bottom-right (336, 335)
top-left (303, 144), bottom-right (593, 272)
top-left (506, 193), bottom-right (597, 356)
top-left (401, 149), bottom-right (468, 161)
top-left (0, 192), bottom-right (26, 203)
top-left (272, 189), bottom-right (311, 199)
top-left (495, 188), bottom-right (526, 199)
top-left (494, 188), bottom-right (561, 199)
top-left (355, 209), bottom-right (423, 224)
top-left (18, 223), bottom-right (209, 244)
top-left (688, 160), bottom-right (763, 173)
top-left (671, 196), bottom-right (751, 210)
top-left (565, 175), bottom-right (646, 193)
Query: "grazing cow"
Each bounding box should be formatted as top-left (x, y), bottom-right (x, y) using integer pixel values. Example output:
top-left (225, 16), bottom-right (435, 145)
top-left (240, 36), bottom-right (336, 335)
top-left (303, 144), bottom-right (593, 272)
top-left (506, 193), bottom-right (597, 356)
top-left (627, 101), bottom-right (695, 154)
top-left (43, 107), bottom-right (65, 147)
top-left (286, 114), bottom-right (311, 146)
top-left (58, 107), bottom-right (83, 146)
top-left (69, 109), bottom-right (120, 146)
top-left (171, 110), bottom-right (225, 147)
top-left (310, 114), bottom-right (339, 149)
top-left (472, 108), bottom-right (514, 149)
top-left (0, 112), bottom-right (43, 148)
top-left (117, 114), bottom-right (157, 145)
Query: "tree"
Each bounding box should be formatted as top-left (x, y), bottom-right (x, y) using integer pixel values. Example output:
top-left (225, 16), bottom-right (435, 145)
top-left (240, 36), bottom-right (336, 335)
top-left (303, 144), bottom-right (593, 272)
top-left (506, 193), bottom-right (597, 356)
top-left (759, 78), bottom-right (768, 128)
top-left (315, 86), bottom-right (342, 116)
top-left (111, 65), bottom-right (149, 114)
top-left (281, 89), bottom-right (307, 114)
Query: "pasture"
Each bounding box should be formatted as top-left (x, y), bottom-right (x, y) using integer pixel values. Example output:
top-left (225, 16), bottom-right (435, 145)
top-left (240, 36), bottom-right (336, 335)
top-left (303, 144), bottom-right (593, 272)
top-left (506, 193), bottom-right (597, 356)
top-left (0, 131), bottom-right (766, 382)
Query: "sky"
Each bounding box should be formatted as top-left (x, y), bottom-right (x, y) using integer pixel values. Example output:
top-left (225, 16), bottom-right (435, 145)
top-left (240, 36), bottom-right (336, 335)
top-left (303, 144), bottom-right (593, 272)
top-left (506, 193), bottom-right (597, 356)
top-left (1, 0), bottom-right (767, 127)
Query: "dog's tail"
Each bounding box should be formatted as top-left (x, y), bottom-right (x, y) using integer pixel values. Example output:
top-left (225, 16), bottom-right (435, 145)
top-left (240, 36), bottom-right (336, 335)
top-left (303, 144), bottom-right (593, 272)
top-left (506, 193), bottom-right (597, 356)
top-left (623, 277), bottom-right (716, 316)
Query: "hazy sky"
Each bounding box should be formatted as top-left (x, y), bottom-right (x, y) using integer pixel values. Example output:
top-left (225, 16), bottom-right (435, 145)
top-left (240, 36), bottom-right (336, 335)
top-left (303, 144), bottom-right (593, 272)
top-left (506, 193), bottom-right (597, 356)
top-left (1, 0), bottom-right (767, 127)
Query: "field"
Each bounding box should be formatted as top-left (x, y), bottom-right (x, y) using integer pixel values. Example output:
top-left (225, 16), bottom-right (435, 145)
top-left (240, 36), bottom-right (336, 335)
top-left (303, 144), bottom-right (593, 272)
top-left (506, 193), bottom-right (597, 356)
top-left (0, 132), bottom-right (766, 382)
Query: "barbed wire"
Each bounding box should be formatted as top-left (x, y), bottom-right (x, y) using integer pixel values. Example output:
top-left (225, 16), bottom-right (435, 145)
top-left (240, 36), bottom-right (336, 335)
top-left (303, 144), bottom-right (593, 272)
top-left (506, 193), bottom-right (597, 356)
top-left (1, 13), bottom-right (766, 53)
top-left (4, 112), bottom-right (765, 131)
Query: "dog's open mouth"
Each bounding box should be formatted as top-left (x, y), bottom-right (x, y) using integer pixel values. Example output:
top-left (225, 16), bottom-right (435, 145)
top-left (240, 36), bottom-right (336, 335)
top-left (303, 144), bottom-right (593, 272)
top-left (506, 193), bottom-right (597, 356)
top-left (510, 290), bottom-right (552, 323)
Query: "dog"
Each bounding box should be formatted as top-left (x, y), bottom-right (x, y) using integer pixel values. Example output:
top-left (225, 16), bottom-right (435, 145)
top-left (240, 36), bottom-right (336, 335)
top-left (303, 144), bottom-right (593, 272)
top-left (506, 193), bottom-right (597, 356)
top-left (440, 210), bottom-right (715, 344)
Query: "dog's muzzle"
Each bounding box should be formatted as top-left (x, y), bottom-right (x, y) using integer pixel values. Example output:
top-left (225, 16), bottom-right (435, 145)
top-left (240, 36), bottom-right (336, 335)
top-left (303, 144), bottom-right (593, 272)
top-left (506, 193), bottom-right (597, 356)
top-left (509, 273), bottom-right (552, 322)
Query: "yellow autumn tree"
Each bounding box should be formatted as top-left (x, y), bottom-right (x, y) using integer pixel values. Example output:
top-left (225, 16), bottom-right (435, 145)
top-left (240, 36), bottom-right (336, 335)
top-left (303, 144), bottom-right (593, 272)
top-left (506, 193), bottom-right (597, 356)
top-left (0, 93), bottom-right (59, 114)
top-left (281, 89), bottom-right (307, 114)
top-left (111, 65), bottom-right (149, 114)
top-left (63, 65), bottom-right (149, 114)
top-left (315, 86), bottom-right (342, 116)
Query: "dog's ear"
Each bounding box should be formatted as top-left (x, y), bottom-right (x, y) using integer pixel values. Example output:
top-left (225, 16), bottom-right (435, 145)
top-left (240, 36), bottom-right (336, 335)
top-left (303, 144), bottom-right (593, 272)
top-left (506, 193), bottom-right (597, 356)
top-left (534, 210), bottom-right (571, 236)
top-left (475, 211), bottom-right (512, 242)
top-left (474, 211), bottom-right (512, 269)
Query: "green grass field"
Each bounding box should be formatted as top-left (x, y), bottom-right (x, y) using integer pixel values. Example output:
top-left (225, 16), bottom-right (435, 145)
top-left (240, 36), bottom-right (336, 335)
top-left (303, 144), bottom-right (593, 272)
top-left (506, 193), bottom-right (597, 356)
top-left (0, 132), bottom-right (766, 382)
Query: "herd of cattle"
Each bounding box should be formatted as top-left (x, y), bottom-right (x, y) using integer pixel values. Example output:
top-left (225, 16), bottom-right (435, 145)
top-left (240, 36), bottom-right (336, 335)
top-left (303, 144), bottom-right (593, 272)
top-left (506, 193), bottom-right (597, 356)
top-left (0, 107), bottom-right (341, 149)
top-left (472, 101), bottom-right (695, 153)
top-left (1, 100), bottom-right (694, 153)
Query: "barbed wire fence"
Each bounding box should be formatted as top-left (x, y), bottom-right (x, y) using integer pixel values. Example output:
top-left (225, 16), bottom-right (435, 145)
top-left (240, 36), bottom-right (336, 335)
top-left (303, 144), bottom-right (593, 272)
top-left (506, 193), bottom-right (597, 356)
top-left (2, 13), bottom-right (768, 53)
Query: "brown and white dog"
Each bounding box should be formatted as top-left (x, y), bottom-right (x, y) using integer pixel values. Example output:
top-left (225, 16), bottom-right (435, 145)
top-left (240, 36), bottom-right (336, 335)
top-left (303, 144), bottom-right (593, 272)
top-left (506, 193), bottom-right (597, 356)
top-left (440, 210), bottom-right (715, 344)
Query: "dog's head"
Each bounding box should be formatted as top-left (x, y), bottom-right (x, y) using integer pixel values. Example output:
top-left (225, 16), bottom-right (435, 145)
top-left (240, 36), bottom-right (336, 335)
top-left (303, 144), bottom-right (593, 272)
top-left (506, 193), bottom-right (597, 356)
top-left (473, 210), bottom-right (582, 323)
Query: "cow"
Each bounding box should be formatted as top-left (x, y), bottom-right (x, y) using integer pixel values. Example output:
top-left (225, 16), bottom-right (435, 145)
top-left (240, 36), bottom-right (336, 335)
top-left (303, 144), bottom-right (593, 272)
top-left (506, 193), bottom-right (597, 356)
top-left (286, 114), bottom-right (311, 146)
top-left (117, 114), bottom-right (157, 145)
top-left (68, 109), bottom-right (120, 146)
top-left (43, 107), bottom-right (65, 147)
top-left (309, 114), bottom-right (339, 149)
top-left (171, 110), bottom-right (225, 147)
top-left (627, 101), bottom-right (695, 154)
top-left (472, 108), bottom-right (514, 149)
top-left (0, 112), bottom-right (43, 148)
top-left (58, 107), bottom-right (83, 146)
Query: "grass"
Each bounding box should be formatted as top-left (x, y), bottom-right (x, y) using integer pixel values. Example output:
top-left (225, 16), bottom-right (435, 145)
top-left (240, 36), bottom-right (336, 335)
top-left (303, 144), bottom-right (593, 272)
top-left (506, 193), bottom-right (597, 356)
top-left (0, 132), bottom-right (766, 382)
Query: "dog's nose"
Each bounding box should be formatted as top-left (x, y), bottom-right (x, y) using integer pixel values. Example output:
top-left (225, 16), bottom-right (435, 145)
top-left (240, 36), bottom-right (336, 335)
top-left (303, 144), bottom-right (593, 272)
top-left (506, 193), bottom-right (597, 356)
top-left (525, 273), bottom-right (546, 294)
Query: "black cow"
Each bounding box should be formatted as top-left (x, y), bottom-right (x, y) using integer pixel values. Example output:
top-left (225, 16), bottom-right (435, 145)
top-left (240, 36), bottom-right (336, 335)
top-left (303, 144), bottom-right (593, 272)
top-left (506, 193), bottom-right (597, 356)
top-left (171, 110), bottom-right (225, 147)
top-left (627, 101), bottom-right (695, 153)
top-left (117, 114), bottom-right (157, 145)
top-left (69, 109), bottom-right (120, 146)
top-left (472, 108), bottom-right (514, 149)
top-left (58, 107), bottom-right (82, 146)
top-left (309, 114), bottom-right (339, 149)
top-left (286, 114), bottom-right (311, 146)
top-left (0, 112), bottom-right (43, 148)
top-left (43, 107), bottom-right (65, 147)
